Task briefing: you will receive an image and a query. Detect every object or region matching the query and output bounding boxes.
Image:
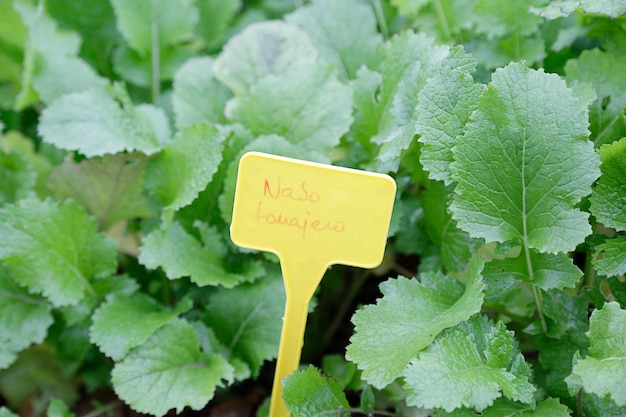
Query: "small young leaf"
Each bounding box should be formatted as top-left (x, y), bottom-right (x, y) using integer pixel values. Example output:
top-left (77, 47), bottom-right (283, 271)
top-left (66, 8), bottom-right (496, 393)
top-left (38, 84), bottom-right (170, 157)
top-left (285, 0), bottom-right (383, 80)
top-left (49, 153), bottom-right (151, 230)
top-left (567, 302), bottom-right (626, 405)
top-left (346, 256), bottom-right (484, 388)
top-left (203, 273), bottom-right (285, 377)
top-left (90, 293), bottom-right (192, 361)
top-left (172, 57), bottom-right (232, 129)
top-left (47, 398), bottom-right (75, 417)
top-left (112, 319), bottom-right (233, 417)
top-left (404, 316), bottom-right (535, 412)
top-left (145, 123), bottom-right (224, 213)
top-left (450, 62), bottom-right (601, 254)
top-left (0, 198), bottom-right (117, 307)
top-left (282, 366), bottom-right (350, 417)
top-left (0, 268), bottom-right (52, 369)
top-left (590, 137), bottom-right (626, 231)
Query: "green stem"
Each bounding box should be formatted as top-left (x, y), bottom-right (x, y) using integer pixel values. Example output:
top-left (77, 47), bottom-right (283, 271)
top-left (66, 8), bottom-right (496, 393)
top-left (371, 0), bottom-right (389, 40)
top-left (433, 0), bottom-right (452, 42)
top-left (82, 401), bottom-right (123, 417)
top-left (531, 283), bottom-right (547, 334)
top-left (151, 0), bottom-right (161, 103)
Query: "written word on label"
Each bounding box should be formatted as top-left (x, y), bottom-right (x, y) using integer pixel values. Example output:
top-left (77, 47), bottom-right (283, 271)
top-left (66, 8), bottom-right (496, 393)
top-left (255, 177), bottom-right (345, 238)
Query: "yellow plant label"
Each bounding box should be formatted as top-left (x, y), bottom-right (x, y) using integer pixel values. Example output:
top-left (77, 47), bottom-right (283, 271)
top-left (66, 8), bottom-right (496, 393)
top-left (230, 152), bottom-right (396, 417)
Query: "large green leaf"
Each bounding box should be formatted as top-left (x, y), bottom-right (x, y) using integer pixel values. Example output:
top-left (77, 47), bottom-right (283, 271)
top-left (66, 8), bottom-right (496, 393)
top-left (566, 302), bottom-right (626, 406)
top-left (450, 62), bottom-right (601, 254)
top-left (0, 267), bottom-right (52, 369)
top-left (145, 123), bottom-right (224, 213)
top-left (590, 137), bottom-right (626, 231)
top-left (565, 50), bottom-right (626, 147)
top-left (0, 198), bottom-right (117, 307)
top-left (416, 48), bottom-right (484, 185)
top-left (48, 153), bottom-right (151, 230)
top-left (285, 0), bottom-right (383, 80)
top-left (139, 221), bottom-right (264, 288)
top-left (404, 315), bottom-right (535, 412)
top-left (112, 319), bottom-right (233, 417)
top-left (283, 366), bottom-right (350, 417)
top-left (203, 273), bottom-right (285, 376)
top-left (213, 22), bottom-right (352, 153)
top-left (346, 256), bottom-right (484, 388)
top-left (532, 0), bottom-right (626, 18)
top-left (38, 84), bottom-right (170, 157)
top-left (90, 293), bottom-right (192, 361)
top-left (172, 57), bottom-right (231, 129)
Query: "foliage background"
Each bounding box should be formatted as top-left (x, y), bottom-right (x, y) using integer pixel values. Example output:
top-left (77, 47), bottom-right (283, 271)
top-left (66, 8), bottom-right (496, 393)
top-left (1, 0), bottom-right (626, 416)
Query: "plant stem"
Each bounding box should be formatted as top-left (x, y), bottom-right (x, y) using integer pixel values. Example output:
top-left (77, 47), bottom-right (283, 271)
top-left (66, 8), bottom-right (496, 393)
top-left (433, 0), bottom-right (452, 42)
top-left (82, 401), bottom-right (123, 417)
top-left (531, 283), bottom-right (547, 334)
top-left (371, 0), bottom-right (389, 40)
top-left (151, 0), bottom-right (161, 103)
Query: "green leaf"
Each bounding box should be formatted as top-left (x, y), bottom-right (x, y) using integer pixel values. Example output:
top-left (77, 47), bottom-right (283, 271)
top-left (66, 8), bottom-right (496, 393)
top-left (109, 0), bottom-right (198, 55)
top-left (483, 251), bottom-right (582, 292)
top-left (373, 31), bottom-right (455, 172)
top-left (139, 221), bottom-right (264, 287)
top-left (111, 43), bottom-right (194, 87)
top-left (112, 318), bottom-right (233, 417)
top-left (195, 0), bottom-right (241, 50)
top-left (593, 236), bottom-right (626, 277)
top-left (532, 0), bottom-right (626, 19)
top-left (567, 302), bottom-right (626, 405)
top-left (90, 293), bottom-right (192, 361)
top-left (0, 407), bottom-right (18, 417)
top-left (203, 273), bottom-right (285, 376)
top-left (421, 180), bottom-right (483, 272)
top-left (404, 315), bottom-right (535, 412)
top-left (47, 398), bottom-right (75, 417)
top-left (0, 198), bottom-right (117, 307)
top-left (565, 49), bottom-right (626, 146)
top-left (417, 48), bottom-right (484, 185)
top-left (390, 0), bottom-right (430, 16)
top-left (450, 62), bottom-right (601, 254)
top-left (172, 57), bottom-right (232, 129)
top-left (0, 150), bottom-right (35, 205)
top-left (0, 267), bottom-right (52, 369)
top-left (590, 138), bottom-right (626, 231)
top-left (38, 84), bottom-right (171, 157)
top-left (346, 256), bottom-right (485, 388)
top-left (214, 22), bottom-right (352, 153)
top-left (213, 21), bottom-right (318, 97)
top-left (436, 397), bottom-right (570, 416)
top-left (283, 366), bottom-right (350, 417)
top-left (472, 0), bottom-right (547, 39)
top-left (285, 0), bottom-right (383, 80)
top-left (14, 3), bottom-right (106, 107)
top-left (145, 123), bottom-right (224, 214)
top-left (48, 153), bottom-right (151, 230)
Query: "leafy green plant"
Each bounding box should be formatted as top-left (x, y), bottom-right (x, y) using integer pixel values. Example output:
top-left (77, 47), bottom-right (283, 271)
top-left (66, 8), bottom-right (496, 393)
top-left (1, 0), bottom-right (626, 416)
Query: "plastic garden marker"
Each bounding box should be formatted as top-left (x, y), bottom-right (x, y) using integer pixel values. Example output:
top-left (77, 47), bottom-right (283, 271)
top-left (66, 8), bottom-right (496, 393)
top-left (230, 152), bottom-right (396, 417)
